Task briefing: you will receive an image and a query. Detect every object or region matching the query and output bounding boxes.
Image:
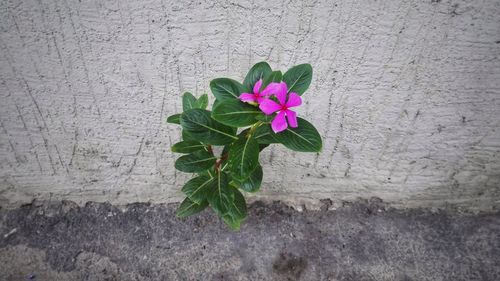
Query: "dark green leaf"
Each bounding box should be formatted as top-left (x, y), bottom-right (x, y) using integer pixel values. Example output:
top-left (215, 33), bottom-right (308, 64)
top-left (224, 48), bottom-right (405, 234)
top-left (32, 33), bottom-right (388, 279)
top-left (243, 62), bottom-right (272, 91)
top-left (210, 78), bottom-right (246, 101)
top-left (239, 164), bottom-right (262, 193)
top-left (253, 124), bottom-right (278, 144)
top-left (222, 214), bottom-right (242, 230)
top-left (259, 144), bottom-right (270, 151)
top-left (230, 188), bottom-right (247, 220)
top-left (212, 99), bottom-right (263, 127)
top-left (213, 99), bottom-right (222, 109)
top-left (171, 140), bottom-right (205, 153)
top-left (166, 113), bottom-right (181, 124)
top-left (181, 175), bottom-right (216, 204)
top-left (207, 171), bottom-right (230, 216)
top-left (198, 167), bottom-right (216, 178)
top-left (282, 64), bottom-right (313, 95)
top-left (182, 130), bottom-right (197, 142)
top-left (260, 70), bottom-right (282, 91)
top-left (221, 189), bottom-right (247, 230)
top-left (180, 109), bottom-right (238, 145)
top-left (273, 117), bottom-right (322, 152)
top-left (174, 150), bottom-right (217, 173)
top-left (182, 92), bottom-right (197, 111)
top-left (176, 197), bottom-right (209, 218)
top-left (255, 114), bottom-right (275, 123)
top-left (195, 94), bottom-right (209, 109)
top-left (207, 171), bottom-right (246, 230)
top-left (228, 134), bottom-right (259, 181)
top-left (217, 144), bottom-right (231, 169)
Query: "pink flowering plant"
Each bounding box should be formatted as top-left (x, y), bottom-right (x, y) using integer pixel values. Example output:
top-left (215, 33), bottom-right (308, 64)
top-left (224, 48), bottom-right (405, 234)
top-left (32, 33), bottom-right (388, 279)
top-left (167, 62), bottom-right (322, 230)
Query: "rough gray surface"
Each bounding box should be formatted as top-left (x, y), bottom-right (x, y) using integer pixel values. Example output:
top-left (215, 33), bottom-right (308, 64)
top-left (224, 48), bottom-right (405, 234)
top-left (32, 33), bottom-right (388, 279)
top-left (0, 200), bottom-right (499, 281)
top-left (1, 0), bottom-right (500, 209)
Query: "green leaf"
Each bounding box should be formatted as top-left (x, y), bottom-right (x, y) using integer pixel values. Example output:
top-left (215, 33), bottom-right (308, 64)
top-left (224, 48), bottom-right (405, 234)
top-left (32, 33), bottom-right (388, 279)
top-left (171, 140), bottom-right (205, 153)
top-left (180, 109), bottom-right (238, 145)
top-left (182, 92), bottom-right (197, 111)
top-left (260, 70), bottom-right (282, 91)
top-left (221, 189), bottom-right (247, 230)
top-left (174, 150), bottom-right (217, 173)
top-left (182, 175), bottom-right (216, 204)
top-left (210, 78), bottom-right (246, 101)
top-left (217, 144), bottom-right (231, 169)
top-left (176, 197), bottom-right (209, 218)
top-left (182, 130), bottom-right (197, 142)
top-left (198, 167), bottom-right (216, 178)
top-left (259, 144), bottom-right (270, 151)
top-left (243, 62), bottom-right (272, 91)
top-left (212, 99), bottom-right (263, 127)
top-left (222, 214), bottom-right (242, 230)
top-left (195, 94), bottom-right (209, 109)
top-left (207, 171), bottom-right (246, 230)
top-left (207, 171), bottom-right (231, 216)
top-left (282, 64), bottom-right (313, 95)
top-left (230, 188), bottom-right (247, 220)
top-left (273, 117), bottom-right (322, 152)
top-left (212, 99), bottom-right (222, 109)
top-left (238, 164), bottom-right (263, 193)
top-left (228, 134), bottom-right (259, 181)
top-left (167, 113), bottom-right (181, 124)
top-left (254, 124), bottom-right (278, 144)
top-left (255, 114), bottom-right (275, 123)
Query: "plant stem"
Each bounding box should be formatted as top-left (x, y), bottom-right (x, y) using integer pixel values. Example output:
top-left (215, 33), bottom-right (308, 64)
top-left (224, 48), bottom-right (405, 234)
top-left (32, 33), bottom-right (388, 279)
top-left (247, 121), bottom-right (263, 136)
top-left (214, 153), bottom-right (228, 171)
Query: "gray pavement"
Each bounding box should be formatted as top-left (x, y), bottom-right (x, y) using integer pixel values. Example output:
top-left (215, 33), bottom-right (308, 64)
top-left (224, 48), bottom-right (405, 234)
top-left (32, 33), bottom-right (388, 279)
top-left (0, 200), bottom-right (499, 281)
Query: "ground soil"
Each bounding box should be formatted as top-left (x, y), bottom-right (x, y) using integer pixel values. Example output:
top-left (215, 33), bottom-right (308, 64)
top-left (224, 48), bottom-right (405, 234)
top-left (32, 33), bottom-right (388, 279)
top-left (0, 200), bottom-right (499, 281)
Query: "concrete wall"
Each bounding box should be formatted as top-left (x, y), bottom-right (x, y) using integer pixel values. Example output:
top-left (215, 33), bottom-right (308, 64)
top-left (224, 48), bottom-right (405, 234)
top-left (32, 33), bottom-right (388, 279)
top-left (1, 0), bottom-right (499, 210)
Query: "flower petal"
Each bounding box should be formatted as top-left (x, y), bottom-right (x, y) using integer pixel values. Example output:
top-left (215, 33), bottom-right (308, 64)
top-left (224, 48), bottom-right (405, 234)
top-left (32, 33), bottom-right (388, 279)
top-left (239, 93), bottom-right (257, 103)
top-left (261, 82), bottom-right (281, 97)
top-left (253, 79), bottom-right (263, 94)
top-left (259, 99), bottom-right (282, 115)
top-left (274, 82), bottom-right (287, 105)
top-left (285, 110), bottom-right (298, 128)
top-left (271, 111), bottom-right (288, 133)
top-left (256, 96), bottom-right (268, 104)
top-left (286, 92), bottom-right (302, 108)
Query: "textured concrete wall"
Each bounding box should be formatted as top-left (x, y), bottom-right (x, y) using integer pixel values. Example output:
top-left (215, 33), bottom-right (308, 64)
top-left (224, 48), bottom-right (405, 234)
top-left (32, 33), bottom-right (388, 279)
top-left (1, 0), bottom-right (499, 210)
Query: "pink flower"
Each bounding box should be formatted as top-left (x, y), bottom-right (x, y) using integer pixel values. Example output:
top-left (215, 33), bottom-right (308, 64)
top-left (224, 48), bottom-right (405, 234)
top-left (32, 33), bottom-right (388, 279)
top-left (239, 79), bottom-right (272, 104)
top-left (259, 82), bottom-right (302, 133)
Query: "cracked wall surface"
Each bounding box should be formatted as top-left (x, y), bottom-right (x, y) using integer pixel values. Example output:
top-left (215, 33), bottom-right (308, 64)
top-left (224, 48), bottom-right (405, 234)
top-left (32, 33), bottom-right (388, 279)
top-left (0, 0), bottom-right (499, 209)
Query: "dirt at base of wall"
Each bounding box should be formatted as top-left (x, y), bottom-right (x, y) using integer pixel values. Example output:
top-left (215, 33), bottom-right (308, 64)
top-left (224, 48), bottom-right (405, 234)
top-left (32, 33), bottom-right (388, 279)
top-left (1, 200), bottom-right (499, 281)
